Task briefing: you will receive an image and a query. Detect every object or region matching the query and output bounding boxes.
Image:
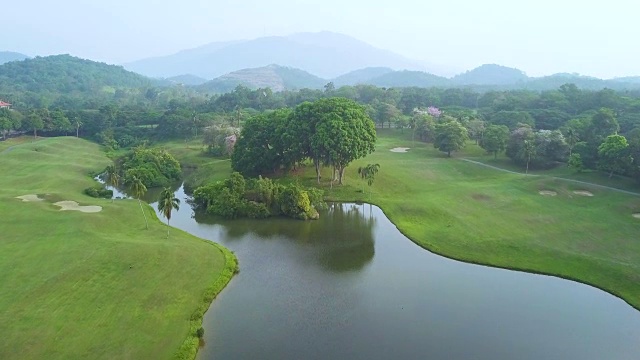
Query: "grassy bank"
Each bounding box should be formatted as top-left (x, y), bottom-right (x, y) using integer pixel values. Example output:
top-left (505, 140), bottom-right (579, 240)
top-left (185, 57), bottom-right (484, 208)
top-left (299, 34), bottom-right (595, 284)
top-left (168, 130), bottom-right (640, 311)
top-left (0, 137), bottom-right (236, 359)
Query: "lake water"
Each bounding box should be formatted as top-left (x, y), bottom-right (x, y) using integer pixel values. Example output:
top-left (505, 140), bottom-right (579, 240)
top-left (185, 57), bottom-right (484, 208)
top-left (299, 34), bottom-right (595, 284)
top-left (150, 185), bottom-right (640, 360)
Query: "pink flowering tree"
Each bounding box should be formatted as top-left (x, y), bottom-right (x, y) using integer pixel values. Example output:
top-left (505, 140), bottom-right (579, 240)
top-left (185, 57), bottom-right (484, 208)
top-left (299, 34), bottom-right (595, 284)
top-left (427, 106), bottom-right (442, 118)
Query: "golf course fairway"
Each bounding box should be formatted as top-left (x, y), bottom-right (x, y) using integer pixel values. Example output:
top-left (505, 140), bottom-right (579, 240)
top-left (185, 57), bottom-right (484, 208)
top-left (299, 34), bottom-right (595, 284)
top-left (0, 137), bottom-right (236, 360)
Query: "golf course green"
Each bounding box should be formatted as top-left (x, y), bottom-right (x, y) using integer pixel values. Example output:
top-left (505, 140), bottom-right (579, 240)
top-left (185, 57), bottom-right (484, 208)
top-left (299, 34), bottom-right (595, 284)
top-left (326, 130), bottom-right (640, 310)
top-left (0, 137), bottom-right (236, 360)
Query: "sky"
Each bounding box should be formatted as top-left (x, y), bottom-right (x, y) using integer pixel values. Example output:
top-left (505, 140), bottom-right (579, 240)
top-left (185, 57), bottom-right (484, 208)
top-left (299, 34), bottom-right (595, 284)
top-left (1, 0), bottom-right (638, 78)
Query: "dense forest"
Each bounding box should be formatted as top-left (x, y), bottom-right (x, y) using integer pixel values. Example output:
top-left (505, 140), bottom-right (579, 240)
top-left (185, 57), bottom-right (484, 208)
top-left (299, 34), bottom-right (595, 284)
top-left (2, 55), bottom-right (640, 186)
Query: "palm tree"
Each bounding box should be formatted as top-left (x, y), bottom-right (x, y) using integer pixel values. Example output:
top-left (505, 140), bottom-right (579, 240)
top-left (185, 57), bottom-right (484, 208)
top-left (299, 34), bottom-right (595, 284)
top-left (566, 128), bottom-right (578, 156)
top-left (358, 164), bottom-right (381, 197)
top-left (127, 175), bottom-right (148, 229)
top-left (104, 165), bottom-right (119, 203)
top-left (523, 140), bottom-right (536, 174)
top-left (157, 187), bottom-right (180, 238)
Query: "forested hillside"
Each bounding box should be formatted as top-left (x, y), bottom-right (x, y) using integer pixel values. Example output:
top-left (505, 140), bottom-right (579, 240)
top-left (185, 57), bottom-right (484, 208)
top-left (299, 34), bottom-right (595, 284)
top-left (198, 65), bottom-right (326, 92)
top-left (0, 55), bottom-right (156, 106)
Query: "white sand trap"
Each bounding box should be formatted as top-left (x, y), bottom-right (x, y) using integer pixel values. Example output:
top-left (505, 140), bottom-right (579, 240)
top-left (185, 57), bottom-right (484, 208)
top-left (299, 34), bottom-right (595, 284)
top-left (16, 194), bottom-right (44, 202)
top-left (633, 213), bottom-right (640, 219)
top-left (390, 147), bottom-right (410, 153)
top-left (573, 190), bottom-right (594, 197)
top-left (539, 190), bottom-right (557, 196)
top-left (54, 201), bottom-right (102, 213)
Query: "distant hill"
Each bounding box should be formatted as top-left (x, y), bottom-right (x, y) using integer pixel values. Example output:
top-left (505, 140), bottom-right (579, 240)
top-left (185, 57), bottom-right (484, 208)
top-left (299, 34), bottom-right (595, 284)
top-left (368, 70), bottom-right (451, 88)
top-left (124, 31), bottom-right (426, 79)
top-left (198, 65), bottom-right (327, 92)
top-left (452, 64), bottom-right (528, 85)
top-left (0, 51), bottom-right (29, 65)
top-left (612, 76), bottom-right (640, 84)
top-left (0, 54), bottom-right (153, 93)
top-left (166, 74), bottom-right (208, 86)
top-left (332, 67), bottom-right (394, 87)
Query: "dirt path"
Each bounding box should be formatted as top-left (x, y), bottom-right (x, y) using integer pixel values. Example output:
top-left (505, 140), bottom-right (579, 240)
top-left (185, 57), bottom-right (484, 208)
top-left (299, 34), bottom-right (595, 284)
top-left (461, 158), bottom-right (640, 197)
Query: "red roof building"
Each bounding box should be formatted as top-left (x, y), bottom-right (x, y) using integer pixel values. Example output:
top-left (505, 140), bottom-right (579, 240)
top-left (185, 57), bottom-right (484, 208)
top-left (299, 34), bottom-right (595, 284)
top-left (0, 101), bottom-right (11, 109)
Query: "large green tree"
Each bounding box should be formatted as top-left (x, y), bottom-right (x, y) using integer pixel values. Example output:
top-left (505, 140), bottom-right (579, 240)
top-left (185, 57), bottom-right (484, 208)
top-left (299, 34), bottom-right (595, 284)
top-left (433, 120), bottom-right (469, 157)
top-left (310, 98), bottom-right (377, 185)
top-left (598, 135), bottom-right (632, 178)
top-left (231, 109), bottom-right (290, 176)
top-left (23, 111), bottom-right (44, 138)
top-left (480, 124), bottom-right (509, 159)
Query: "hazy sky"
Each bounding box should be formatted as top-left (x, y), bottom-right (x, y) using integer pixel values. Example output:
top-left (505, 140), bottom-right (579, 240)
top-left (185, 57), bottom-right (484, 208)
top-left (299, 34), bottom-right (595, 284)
top-left (2, 0), bottom-right (638, 78)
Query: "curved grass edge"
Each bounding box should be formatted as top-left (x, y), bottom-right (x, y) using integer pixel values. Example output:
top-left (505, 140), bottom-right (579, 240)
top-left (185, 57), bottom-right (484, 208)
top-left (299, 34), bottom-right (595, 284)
top-left (339, 198), bottom-right (640, 314)
top-left (172, 239), bottom-right (238, 360)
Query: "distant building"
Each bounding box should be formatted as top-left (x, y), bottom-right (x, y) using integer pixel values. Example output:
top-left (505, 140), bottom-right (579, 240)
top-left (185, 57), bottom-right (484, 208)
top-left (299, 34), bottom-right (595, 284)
top-left (0, 100), bottom-right (11, 109)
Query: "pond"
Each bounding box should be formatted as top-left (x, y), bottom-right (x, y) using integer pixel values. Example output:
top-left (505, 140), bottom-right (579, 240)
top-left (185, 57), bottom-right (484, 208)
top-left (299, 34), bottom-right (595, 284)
top-left (150, 185), bottom-right (640, 360)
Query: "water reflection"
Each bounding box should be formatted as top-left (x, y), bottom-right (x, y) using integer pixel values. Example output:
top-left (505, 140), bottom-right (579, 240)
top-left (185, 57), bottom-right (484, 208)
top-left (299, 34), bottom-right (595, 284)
top-left (193, 201), bottom-right (376, 273)
top-left (94, 174), bottom-right (181, 203)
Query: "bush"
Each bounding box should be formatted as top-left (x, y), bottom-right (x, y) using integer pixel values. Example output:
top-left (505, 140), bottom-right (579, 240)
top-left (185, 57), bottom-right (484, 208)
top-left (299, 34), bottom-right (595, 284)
top-left (193, 172), bottom-right (325, 220)
top-left (84, 186), bottom-right (113, 199)
top-left (196, 327), bottom-right (205, 338)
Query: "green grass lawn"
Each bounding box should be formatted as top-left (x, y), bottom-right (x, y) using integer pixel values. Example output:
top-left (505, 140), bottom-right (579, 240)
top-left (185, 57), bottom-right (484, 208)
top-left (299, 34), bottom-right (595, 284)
top-left (0, 137), bottom-right (236, 360)
top-left (169, 129), bottom-right (640, 311)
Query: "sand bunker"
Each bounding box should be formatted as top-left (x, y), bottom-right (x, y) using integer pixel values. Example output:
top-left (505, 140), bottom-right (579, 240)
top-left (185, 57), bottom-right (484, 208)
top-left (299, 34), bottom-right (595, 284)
top-left (54, 201), bottom-right (102, 213)
top-left (16, 194), bottom-right (44, 202)
top-left (539, 190), bottom-right (557, 196)
top-left (633, 213), bottom-right (640, 219)
top-left (390, 147), bottom-right (410, 153)
top-left (573, 190), bottom-right (594, 197)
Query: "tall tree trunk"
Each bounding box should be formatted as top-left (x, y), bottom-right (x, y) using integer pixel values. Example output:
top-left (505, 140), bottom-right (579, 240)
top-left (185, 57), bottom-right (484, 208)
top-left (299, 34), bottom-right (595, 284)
top-left (167, 218), bottom-right (170, 238)
top-left (314, 158), bottom-right (321, 184)
top-left (338, 166), bottom-right (345, 185)
top-left (33, 128), bottom-right (37, 138)
top-left (138, 199), bottom-right (149, 229)
top-left (526, 158), bottom-right (530, 174)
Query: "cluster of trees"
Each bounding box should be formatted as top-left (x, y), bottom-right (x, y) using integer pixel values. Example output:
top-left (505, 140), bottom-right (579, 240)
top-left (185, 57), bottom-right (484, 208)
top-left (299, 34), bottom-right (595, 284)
top-left (231, 98), bottom-right (377, 184)
top-left (119, 147), bottom-right (182, 187)
top-left (192, 172), bottom-right (325, 220)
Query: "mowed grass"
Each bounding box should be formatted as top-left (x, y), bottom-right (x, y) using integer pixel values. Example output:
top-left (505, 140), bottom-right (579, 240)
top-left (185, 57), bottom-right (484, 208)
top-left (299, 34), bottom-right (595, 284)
top-left (260, 130), bottom-right (640, 310)
top-left (0, 137), bottom-right (235, 360)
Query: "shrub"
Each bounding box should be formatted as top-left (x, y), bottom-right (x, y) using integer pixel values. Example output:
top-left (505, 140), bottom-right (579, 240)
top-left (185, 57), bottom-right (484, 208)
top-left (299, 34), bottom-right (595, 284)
top-left (196, 327), bottom-right (205, 338)
top-left (84, 186), bottom-right (113, 199)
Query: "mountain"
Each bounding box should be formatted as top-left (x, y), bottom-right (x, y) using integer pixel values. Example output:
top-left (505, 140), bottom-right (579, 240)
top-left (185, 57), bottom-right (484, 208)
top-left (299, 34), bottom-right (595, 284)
top-left (198, 64), bottom-right (326, 93)
top-left (612, 76), bottom-right (640, 84)
top-left (166, 74), bottom-right (208, 86)
top-left (124, 31), bottom-right (426, 79)
top-left (522, 73), bottom-right (611, 91)
top-left (452, 64), bottom-right (528, 85)
top-left (0, 51), bottom-right (29, 65)
top-left (368, 70), bottom-right (451, 88)
top-left (0, 54), bottom-right (153, 93)
top-left (332, 67), bottom-right (394, 87)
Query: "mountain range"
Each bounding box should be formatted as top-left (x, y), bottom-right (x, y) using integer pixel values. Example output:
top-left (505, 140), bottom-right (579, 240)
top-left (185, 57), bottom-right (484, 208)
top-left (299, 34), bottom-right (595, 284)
top-left (192, 63), bottom-right (640, 93)
top-left (124, 32), bottom-right (430, 79)
top-left (2, 31), bottom-right (640, 95)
